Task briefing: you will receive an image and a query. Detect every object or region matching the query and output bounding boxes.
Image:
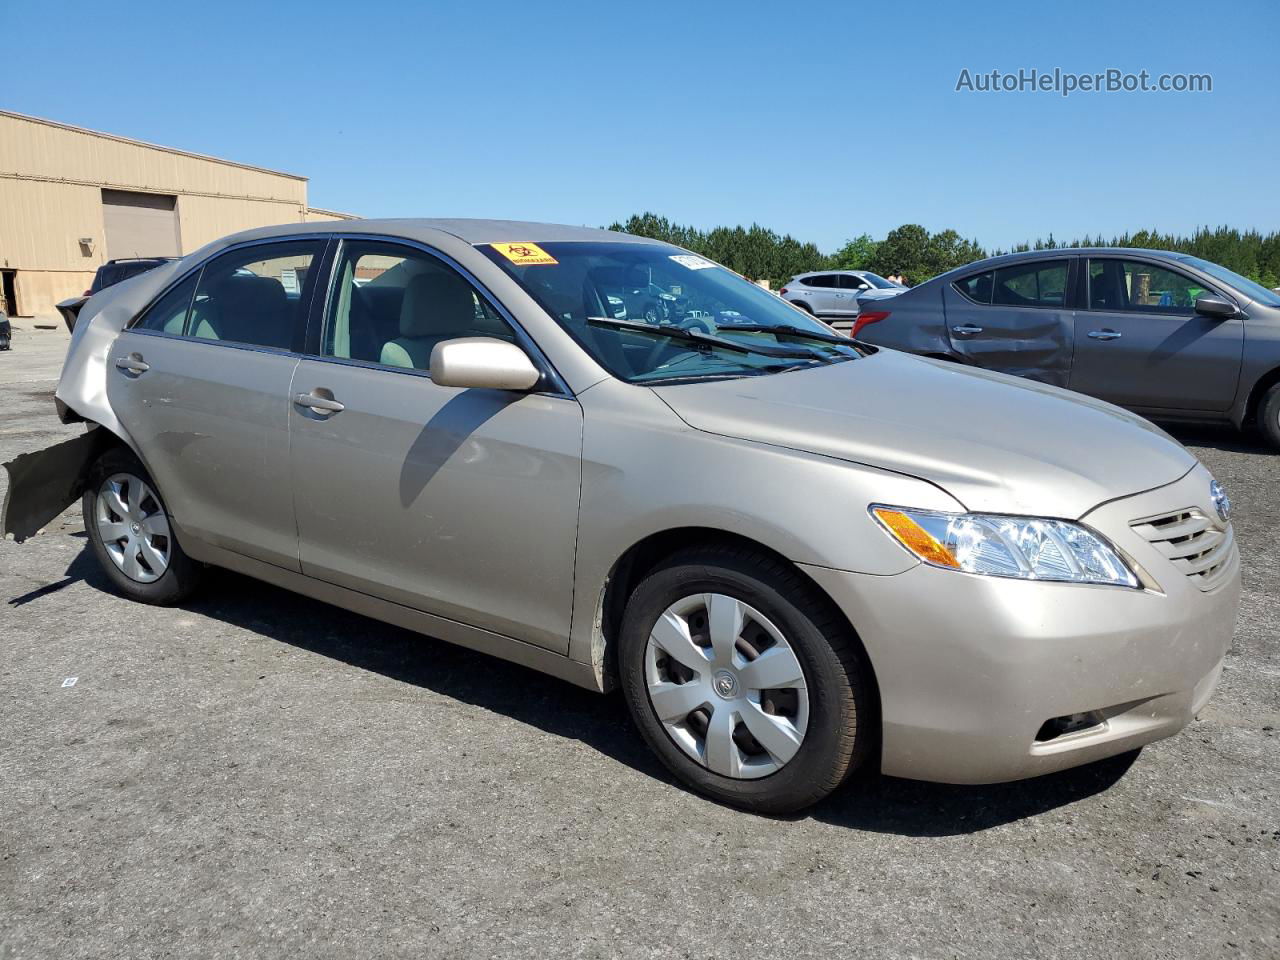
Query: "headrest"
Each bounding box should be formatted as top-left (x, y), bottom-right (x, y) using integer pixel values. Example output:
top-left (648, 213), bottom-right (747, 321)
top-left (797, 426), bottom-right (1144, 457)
top-left (400, 271), bottom-right (477, 338)
top-left (219, 275), bottom-right (288, 317)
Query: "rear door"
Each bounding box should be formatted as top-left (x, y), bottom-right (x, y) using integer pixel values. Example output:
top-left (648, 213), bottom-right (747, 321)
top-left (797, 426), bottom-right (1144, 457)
top-left (1068, 257), bottom-right (1244, 412)
top-left (105, 237), bottom-right (327, 570)
top-left (943, 257), bottom-right (1075, 386)
top-left (798, 274), bottom-right (838, 315)
top-left (288, 239), bottom-right (583, 653)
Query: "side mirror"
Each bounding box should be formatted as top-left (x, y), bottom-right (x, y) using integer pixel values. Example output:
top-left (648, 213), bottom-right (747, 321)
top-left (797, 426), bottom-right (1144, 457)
top-left (1194, 295), bottom-right (1238, 320)
top-left (429, 337), bottom-right (541, 391)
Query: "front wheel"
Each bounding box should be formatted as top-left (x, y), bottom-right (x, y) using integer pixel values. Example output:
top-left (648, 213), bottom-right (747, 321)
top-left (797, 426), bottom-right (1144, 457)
top-left (83, 447), bottom-right (203, 605)
top-left (1259, 382), bottom-right (1280, 451)
top-left (618, 546), bottom-right (875, 814)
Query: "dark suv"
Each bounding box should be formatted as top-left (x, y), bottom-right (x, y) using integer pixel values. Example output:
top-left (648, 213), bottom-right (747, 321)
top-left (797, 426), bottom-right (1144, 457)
top-left (57, 257), bottom-right (177, 331)
top-left (852, 248), bottom-right (1280, 449)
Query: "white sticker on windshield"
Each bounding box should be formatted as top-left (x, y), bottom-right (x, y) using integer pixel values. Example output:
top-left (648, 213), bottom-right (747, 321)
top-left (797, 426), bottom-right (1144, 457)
top-left (669, 254), bottom-right (716, 271)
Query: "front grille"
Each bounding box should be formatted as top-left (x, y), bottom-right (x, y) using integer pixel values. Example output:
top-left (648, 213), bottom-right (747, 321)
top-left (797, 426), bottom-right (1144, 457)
top-left (1130, 508), bottom-right (1236, 592)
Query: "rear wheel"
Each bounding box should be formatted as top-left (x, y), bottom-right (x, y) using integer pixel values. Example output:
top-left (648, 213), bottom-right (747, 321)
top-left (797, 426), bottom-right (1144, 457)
top-left (788, 300), bottom-right (814, 315)
top-left (1259, 382), bottom-right (1280, 451)
top-left (83, 447), bottom-right (202, 604)
top-left (618, 545), bottom-right (874, 814)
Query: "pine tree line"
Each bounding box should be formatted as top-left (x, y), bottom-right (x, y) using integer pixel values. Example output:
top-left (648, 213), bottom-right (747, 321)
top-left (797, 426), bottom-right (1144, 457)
top-left (609, 213), bottom-right (1280, 290)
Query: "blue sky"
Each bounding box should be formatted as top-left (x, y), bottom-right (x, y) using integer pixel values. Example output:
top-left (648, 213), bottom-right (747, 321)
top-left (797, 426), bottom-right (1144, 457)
top-left (5, 0), bottom-right (1277, 252)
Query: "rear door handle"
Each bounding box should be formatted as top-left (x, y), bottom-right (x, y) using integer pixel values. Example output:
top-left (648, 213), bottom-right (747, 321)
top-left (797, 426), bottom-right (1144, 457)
top-left (113, 354), bottom-right (150, 374)
top-left (1088, 329), bottom-right (1122, 341)
top-left (952, 324), bottom-right (983, 336)
top-left (294, 391), bottom-right (345, 414)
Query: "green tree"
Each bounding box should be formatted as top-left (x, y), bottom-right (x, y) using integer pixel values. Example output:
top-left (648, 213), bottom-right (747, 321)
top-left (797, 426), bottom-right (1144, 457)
top-left (832, 233), bottom-right (879, 270)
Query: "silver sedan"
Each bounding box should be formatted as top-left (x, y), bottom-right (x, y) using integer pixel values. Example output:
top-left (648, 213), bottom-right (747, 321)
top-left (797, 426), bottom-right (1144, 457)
top-left (4, 220), bottom-right (1240, 813)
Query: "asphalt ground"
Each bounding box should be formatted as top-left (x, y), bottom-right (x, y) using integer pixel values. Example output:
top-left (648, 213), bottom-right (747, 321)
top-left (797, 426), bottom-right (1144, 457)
top-left (1, 326), bottom-right (1277, 959)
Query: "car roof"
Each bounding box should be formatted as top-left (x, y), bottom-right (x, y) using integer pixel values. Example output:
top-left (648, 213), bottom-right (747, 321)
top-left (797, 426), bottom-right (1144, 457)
top-left (206, 218), bottom-right (664, 248)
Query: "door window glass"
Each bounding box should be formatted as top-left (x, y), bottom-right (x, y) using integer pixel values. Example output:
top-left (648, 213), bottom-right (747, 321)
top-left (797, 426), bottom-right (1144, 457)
top-left (837, 274), bottom-right (870, 289)
top-left (805, 275), bottom-right (835, 288)
top-left (953, 271), bottom-right (993, 304)
top-left (322, 241), bottom-right (513, 371)
top-left (992, 260), bottom-right (1069, 307)
top-left (1089, 259), bottom-right (1211, 313)
top-left (134, 272), bottom-right (199, 334)
top-left (188, 240), bottom-right (323, 349)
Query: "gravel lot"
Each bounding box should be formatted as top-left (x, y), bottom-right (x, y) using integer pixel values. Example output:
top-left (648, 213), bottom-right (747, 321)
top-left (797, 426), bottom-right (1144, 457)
top-left (2, 328), bottom-right (1277, 959)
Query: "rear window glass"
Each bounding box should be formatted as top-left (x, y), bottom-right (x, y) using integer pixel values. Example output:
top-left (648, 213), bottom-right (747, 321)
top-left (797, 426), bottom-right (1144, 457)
top-left (953, 271), bottom-right (993, 304)
top-left (992, 260), bottom-right (1069, 307)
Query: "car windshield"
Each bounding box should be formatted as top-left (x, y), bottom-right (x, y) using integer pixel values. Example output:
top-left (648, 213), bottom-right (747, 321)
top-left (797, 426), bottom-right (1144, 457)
top-left (861, 272), bottom-right (899, 289)
top-left (480, 241), bottom-right (861, 383)
top-left (1179, 256), bottom-right (1280, 307)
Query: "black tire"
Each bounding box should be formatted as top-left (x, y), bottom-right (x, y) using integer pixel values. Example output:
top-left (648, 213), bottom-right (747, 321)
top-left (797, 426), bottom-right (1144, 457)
top-left (787, 300), bottom-right (814, 315)
top-left (83, 446), bottom-right (202, 605)
top-left (618, 545), bottom-right (875, 814)
top-left (1259, 382), bottom-right (1280, 451)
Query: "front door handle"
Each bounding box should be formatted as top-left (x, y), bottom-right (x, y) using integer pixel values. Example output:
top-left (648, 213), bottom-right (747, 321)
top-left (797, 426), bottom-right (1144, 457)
top-left (952, 324), bottom-right (984, 336)
top-left (294, 391), bottom-right (345, 414)
top-left (1088, 329), bottom-right (1122, 341)
top-left (113, 354), bottom-right (150, 375)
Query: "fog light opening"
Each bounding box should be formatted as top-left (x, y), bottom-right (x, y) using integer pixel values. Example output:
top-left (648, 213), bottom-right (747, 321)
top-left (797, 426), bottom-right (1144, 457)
top-left (1035, 711), bottom-right (1105, 743)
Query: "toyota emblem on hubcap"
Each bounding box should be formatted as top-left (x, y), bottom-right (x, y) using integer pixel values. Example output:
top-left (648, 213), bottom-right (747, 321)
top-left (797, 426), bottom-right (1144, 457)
top-left (1210, 479), bottom-right (1231, 523)
top-left (713, 670), bottom-right (740, 699)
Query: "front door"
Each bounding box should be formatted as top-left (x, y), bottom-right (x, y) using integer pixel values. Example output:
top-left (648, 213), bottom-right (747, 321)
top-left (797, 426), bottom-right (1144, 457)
top-left (289, 239), bottom-right (583, 653)
top-left (944, 257), bottom-right (1075, 387)
top-left (105, 238), bottom-right (326, 570)
top-left (1068, 257), bottom-right (1244, 412)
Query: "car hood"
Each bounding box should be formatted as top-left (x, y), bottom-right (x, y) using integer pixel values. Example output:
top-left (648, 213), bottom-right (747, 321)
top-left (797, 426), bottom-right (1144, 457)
top-left (650, 350), bottom-right (1196, 519)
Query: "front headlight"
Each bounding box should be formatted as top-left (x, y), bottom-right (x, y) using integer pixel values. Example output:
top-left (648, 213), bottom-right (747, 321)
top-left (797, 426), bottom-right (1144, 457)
top-left (870, 505), bottom-right (1139, 587)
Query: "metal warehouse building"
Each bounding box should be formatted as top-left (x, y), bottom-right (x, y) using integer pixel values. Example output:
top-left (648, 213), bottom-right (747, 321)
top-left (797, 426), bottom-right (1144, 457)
top-left (0, 110), bottom-right (354, 318)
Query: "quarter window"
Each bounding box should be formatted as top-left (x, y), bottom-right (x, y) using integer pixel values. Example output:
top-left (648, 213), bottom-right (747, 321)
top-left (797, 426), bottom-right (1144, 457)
top-left (992, 260), bottom-right (1069, 308)
top-left (1089, 259), bottom-right (1212, 313)
top-left (186, 240), bottom-right (324, 349)
top-left (134, 272), bottom-right (199, 334)
top-left (321, 241), bottom-right (513, 372)
top-left (953, 271), bottom-right (993, 304)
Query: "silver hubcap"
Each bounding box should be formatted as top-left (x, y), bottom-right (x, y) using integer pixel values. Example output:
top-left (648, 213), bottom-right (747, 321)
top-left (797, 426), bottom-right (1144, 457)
top-left (95, 472), bottom-right (171, 583)
top-left (644, 593), bottom-right (809, 780)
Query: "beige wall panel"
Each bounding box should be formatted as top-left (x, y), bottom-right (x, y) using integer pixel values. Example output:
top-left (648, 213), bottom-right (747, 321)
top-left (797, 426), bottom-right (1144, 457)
top-left (0, 178), bottom-right (106, 272)
top-left (0, 113), bottom-right (306, 204)
top-left (176, 195), bottom-right (307, 251)
top-left (12, 269), bottom-right (97, 318)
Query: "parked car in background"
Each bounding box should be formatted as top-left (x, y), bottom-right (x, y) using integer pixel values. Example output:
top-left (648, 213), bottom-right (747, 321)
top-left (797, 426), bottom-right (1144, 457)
top-left (0, 309), bottom-right (10, 350)
top-left (56, 257), bottom-right (178, 332)
top-left (853, 248), bottom-right (1280, 449)
top-left (4, 221), bottom-right (1240, 813)
top-left (780, 270), bottom-right (906, 330)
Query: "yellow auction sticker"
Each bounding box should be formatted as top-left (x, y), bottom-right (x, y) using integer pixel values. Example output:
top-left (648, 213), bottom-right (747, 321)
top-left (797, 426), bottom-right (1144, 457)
top-left (491, 242), bottom-right (558, 266)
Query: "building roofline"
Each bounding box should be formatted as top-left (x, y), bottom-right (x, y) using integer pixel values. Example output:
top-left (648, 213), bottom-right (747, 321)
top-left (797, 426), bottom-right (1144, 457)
top-left (0, 109), bottom-right (309, 182)
top-left (306, 206), bottom-right (360, 219)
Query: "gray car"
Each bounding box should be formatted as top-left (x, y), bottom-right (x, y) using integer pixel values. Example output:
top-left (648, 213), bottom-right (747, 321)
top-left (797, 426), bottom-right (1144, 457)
top-left (780, 270), bottom-right (905, 329)
top-left (2, 221), bottom-right (1240, 813)
top-left (851, 248), bottom-right (1280, 449)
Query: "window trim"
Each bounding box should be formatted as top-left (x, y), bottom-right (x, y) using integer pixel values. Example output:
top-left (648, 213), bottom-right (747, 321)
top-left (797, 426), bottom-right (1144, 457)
top-left (306, 234), bottom-right (573, 398)
top-left (951, 258), bottom-right (1075, 310)
top-left (1084, 255), bottom-right (1234, 316)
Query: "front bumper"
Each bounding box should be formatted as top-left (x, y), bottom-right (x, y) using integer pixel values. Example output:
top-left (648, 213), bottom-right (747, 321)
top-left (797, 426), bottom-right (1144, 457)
top-left (803, 464), bottom-right (1241, 784)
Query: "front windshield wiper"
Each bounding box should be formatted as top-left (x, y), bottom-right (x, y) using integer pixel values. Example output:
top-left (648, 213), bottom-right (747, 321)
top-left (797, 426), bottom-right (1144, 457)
top-left (585, 317), bottom-right (819, 359)
top-left (714, 323), bottom-right (856, 347)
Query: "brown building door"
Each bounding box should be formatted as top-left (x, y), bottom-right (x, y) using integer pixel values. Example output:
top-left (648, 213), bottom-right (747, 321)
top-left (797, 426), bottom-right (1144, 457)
top-left (101, 189), bottom-right (181, 259)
